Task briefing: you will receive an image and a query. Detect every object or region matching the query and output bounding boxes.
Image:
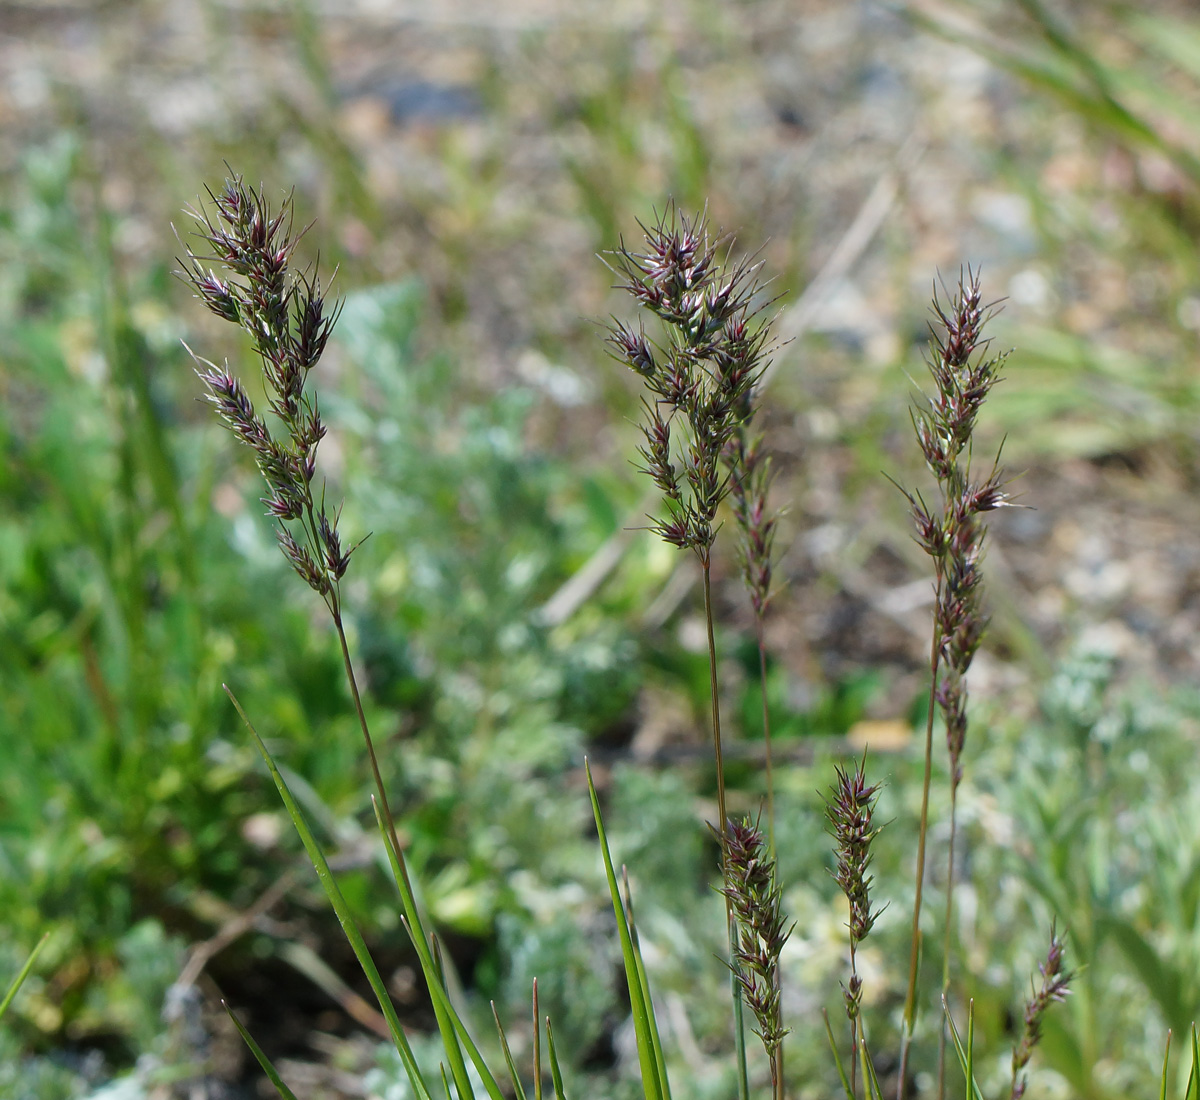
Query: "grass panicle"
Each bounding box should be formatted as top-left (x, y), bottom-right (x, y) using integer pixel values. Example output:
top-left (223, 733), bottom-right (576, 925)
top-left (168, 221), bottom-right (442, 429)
top-left (604, 203), bottom-right (772, 558)
top-left (721, 816), bottom-right (792, 1099)
top-left (825, 754), bottom-right (885, 1097)
top-left (605, 204), bottom-right (779, 1100)
top-left (728, 417), bottom-right (782, 845)
top-left (1009, 925), bottom-right (1073, 1100)
top-left (897, 270), bottom-right (1012, 1099)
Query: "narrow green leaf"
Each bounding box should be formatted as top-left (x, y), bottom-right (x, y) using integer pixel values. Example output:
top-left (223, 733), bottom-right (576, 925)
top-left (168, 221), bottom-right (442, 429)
top-left (1159, 1030), bottom-right (1171, 1100)
top-left (1189, 1025), bottom-right (1200, 1100)
top-left (965, 1000), bottom-right (975, 1100)
top-left (226, 687), bottom-right (433, 1100)
top-left (864, 1040), bottom-right (885, 1100)
top-left (403, 917), bottom-right (508, 1100)
top-left (546, 1017), bottom-right (568, 1100)
top-left (533, 980), bottom-right (544, 1100)
top-left (223, 1002), bottom-right (301, 1100)
top-left (622, 867), bottom-right (672, 1100)
top-left (587, 759), bottom-right (667, 1100)
top-left (0, 933), bottom-right (48, 1020)
top-left (491, 1002), bottom-right (528, 1100)
top-left (822, 1009), bottom-right (856, 1100)
top-left (942, 997), bottom-right (986, 1100)
top-left (372, 797), bottom-right (476, 1100)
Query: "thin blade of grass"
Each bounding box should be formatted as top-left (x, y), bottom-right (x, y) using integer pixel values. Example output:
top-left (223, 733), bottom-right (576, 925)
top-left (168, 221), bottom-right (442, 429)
top-left (1188, 1025), bottom-right (1200, 1100)
top-left (0, 933), bottom-right (48, 1020)
top-left (546, 1017), bottom-right (568, 1100)
top-left (865, 1040), bottom-right (886, 1100)
top-left (965, 999), bottom-right (974, 1100)
top-left (491, 1002), bottom-right (528, 1100)
top-left (225, 686), bottom-right (433, 1100)
top-left (622, 867), bottom-right (672, 1100)
top-left (223, 1002), bottom-right (301, 1100)
top-left (942, 997), bottom-right (985, 1100)
top-left (822, 1008), bottom-right (856, 1100)
top-left (1160, 1029), bottom-right (1171, 1100)
top-left (402, 916), bottom-right (508, 1100)
top-left (586, 759), bottom-right (667, 1100)
top-left (371, 796), bottom-right (476, 1100)
top-left (534, 980), bottom-right (543, 1100)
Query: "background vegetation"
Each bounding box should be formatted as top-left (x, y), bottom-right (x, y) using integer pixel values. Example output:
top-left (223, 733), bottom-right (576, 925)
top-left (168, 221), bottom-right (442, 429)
top-left (3, 1), bottom-right (1200, 1097)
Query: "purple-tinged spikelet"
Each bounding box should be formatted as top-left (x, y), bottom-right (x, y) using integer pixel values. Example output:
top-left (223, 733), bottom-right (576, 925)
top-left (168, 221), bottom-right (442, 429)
top-left (180, 174), bottom-right (356, 601)
top-left (720, 817), bottom-right (792, 1078)
top-left (605, 205), bottom-right (775, 562)
top-left (1010, 925), bottom-right (1073, 1100)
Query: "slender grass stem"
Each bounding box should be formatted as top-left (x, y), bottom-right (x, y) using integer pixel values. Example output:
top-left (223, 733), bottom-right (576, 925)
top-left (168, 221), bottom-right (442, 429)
top-left (898, 610), bottom-right (943, 1100)
top-left (701, 554), bottom-right (751, 1100)
top-left (850, 943), bottom-right (860, 1100)
top-left (701, 557), bottom-right (730, 836)
top-left (332, 607), bottom-right (408, 882)
top-left (756, 619), bottom-right (776, 852)
top-left (937, 787), bottom-right (960, 1100)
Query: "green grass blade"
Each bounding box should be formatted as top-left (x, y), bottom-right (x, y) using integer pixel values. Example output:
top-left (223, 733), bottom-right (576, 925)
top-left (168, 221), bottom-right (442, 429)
top-left (622, 867), bottom-right (672, 1100)
top-left (1185, 1022), bottom-right (1195, 1098)
top-left (965, 999), bottom-right (974, 1100)
top-left (533, 980), bottom-right (543, 1100)
top-left (586, 759), bottom-right (667, 1100)
top-left (942, 997), bottom-right (985, 1100)
top-left (821, 1009), bottom-right (855, 1100)
top-left (404, 918), bottom-right (507, 1100)
top-left (731, 952), bottom-right (749, 1100)
top-left (0, 933), bottom-right (48, 1020)
top-left (491, 1002), bottom-right (528, 1100)
top-left (226, 686), bottom-right (433, 1100)
top-left (546, 1017), bottom-right (568, 1100)
top-left (223, 1002), bottom-right (301, 1100)
top-left (864, 1039), bottom-right (885, 1100)
top-left (372, 797), bottom-right (476, 1100)
top-left (1160, 1030), bottom-right (1171, 1100)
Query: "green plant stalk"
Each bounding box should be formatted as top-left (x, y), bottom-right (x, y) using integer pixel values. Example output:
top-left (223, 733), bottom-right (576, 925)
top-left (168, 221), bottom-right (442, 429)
top-left (858, 1024), bottom-right (872, 1100)
top-left (491, 1002), bottom-right (529, 1100)
top-left (335, 599), bottom-right (475, 1100)
top-left (849, 942), bottom-right (861, 1100)
top-left (1184, 1025), bottom-right (1199, 1100)
top-left (399, 915), bottom-right (507, 1100)
top-left (224, 1002), bottom-right (302, 1100)
top-left (0, 933), bottom-right (48, 1020)
top-left (756, 618), bottom-right (776, 852)
top-left (546, 1017), bottom-right (568, 1100)
top-left (623, 868), bottom-right (674, 1100)
top-left (370, 797), bottom-right (481, 1100)
top-left (533, 980), bottom-right (543, 1100)
top-left (937, 784), bottom-right (961, 1100)
top-left (702, 557), bottom-right (751, 1100)
top-left (587, 760), bottom-right (668, 1100)
top-left (898, 612), bottom-right (943, 1100)
top-left (1159, 1030), bottom-right (1172, 1100)
top-left (823, 1008), bottom-right (855, 1100)
top-left (225, 686), bottom-right (434, 1100)
top-left (943, 997), bottom-right (985, 1100)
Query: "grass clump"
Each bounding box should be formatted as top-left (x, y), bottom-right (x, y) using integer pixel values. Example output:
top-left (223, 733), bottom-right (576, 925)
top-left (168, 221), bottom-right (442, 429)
top-left (166, 171), bottom-right (1088, 1100)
